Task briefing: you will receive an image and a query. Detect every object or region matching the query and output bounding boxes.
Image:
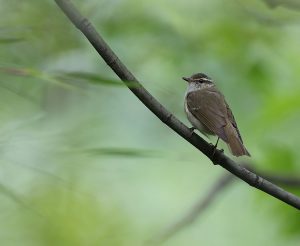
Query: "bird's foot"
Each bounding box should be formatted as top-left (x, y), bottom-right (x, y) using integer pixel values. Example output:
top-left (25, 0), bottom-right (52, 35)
top-left (188, 126), bottom-right (196, 137)
top-left (211, 137), bottom-right (219, 156)
top-left (210, 143), bottom-right (217, 156)
top-left (210, 142), bottom-right (223, 165)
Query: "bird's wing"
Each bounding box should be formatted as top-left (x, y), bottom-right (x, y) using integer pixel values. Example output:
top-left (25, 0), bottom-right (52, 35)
top-left (186, 87), bottom-right (228, 142)
top-left (224, 101), bottom-right (243, 143)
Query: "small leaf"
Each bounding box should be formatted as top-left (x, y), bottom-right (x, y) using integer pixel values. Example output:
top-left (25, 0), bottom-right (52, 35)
top-left (68, 147), bottom-right (157, 158)
top-left (0, 67), bottom-right (30, 76)
top-left (57, 71), bottom-right (139, 88)
top-left (0, 67), bottom-right (81, 90)
top-left (0, 37), bottom-right (25, 44)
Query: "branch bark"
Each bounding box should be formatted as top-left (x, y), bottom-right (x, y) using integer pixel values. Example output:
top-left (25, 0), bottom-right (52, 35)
top-left (54, 0), bottom-right (300, 210)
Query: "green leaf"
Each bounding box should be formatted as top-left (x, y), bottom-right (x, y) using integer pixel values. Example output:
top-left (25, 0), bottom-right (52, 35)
top-left (0, 67), bottom-right (81, 90)
top-left (57, 71), bottom-right (139, 88)
top-left (0, 37), bottom-right (25, 44)
top-left (68, 147), bottom-right (157, 158)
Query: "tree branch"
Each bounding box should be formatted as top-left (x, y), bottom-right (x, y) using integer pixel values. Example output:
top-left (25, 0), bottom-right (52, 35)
top-left (54, 0), bottom-right (300, 210)
top-left (250, 167), bottom-right (300, 188)
top-left (152, 169), bottom-right (300, 243)
top-left (263, 0), bottom-right (300, 10)
top-left (152, 174), bottom-right (234, 244)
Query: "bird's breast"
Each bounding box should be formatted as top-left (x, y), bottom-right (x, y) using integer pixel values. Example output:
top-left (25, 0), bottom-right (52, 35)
top-left (184, 99), bottom-right (212, 135)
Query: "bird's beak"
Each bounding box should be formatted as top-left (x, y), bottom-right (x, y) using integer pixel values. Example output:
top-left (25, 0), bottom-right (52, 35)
top-left (182, 77), bottom-right (190, 82)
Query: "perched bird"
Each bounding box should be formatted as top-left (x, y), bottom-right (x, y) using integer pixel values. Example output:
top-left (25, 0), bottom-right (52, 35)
top-left (183, 73), bottom-right (250, 157)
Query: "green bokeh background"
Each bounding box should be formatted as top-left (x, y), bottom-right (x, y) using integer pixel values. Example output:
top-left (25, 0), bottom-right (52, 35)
top-left (0, 0), bottom-right (300, 245)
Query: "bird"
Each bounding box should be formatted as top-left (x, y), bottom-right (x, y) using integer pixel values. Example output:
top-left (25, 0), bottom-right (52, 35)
top-left (183, 73), bottom-right (250, 157)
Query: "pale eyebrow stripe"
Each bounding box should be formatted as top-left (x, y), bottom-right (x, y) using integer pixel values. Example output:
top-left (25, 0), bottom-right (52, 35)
top-left (198, 78), bottom-right (212, 82)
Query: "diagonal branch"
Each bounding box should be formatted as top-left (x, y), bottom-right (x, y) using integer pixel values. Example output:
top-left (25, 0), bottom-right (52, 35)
top-left (152, 169), bottom-right (300, 243)
top-left (263, 0), bottom-right (300, 10)
top-left (249, 167), bottom-right (300, 188)
top-left (260, 173), bottom-right (300, 187)
top-left (54, 0), bottom-right (300, 210)
top-left (152, 174), bottom-right (235, 244)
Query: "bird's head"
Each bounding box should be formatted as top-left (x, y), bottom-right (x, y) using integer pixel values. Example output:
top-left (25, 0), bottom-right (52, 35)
top-left (182, 73), bottom-right (213, 85)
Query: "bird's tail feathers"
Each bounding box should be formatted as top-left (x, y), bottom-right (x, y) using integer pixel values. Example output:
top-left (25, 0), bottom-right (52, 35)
top-left (224, 124), bottom-right (250, 157)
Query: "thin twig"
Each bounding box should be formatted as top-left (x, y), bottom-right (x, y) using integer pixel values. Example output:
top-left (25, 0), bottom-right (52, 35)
top-left (263, 0), bottom-right (300, 9)
top-left (252, 169), bottom-right (300, 188)
top-left (152, 169), bottom-right (300, 244)
top-left (54, 0), bottom-right (300, 210)
top-left (152, 174), bottom-right (234, 244)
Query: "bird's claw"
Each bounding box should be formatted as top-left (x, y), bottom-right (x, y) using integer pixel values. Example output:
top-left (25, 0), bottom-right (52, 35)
top-left (188, 127), bottom-right (196, 137)
top-left (210, 145), bottom-right (223, 165)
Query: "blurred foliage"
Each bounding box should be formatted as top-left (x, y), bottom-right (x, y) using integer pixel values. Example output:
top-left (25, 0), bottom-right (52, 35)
top-left (0, 0), bottom-right (300, 245)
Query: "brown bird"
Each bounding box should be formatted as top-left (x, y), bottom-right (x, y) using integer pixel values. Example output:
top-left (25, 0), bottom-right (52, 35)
top-left (183, 73), bottom-right (250, 157)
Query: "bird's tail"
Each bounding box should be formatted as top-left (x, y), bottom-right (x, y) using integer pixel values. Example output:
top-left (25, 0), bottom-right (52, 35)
top-left (224, 124), bottom-right (250, 157)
